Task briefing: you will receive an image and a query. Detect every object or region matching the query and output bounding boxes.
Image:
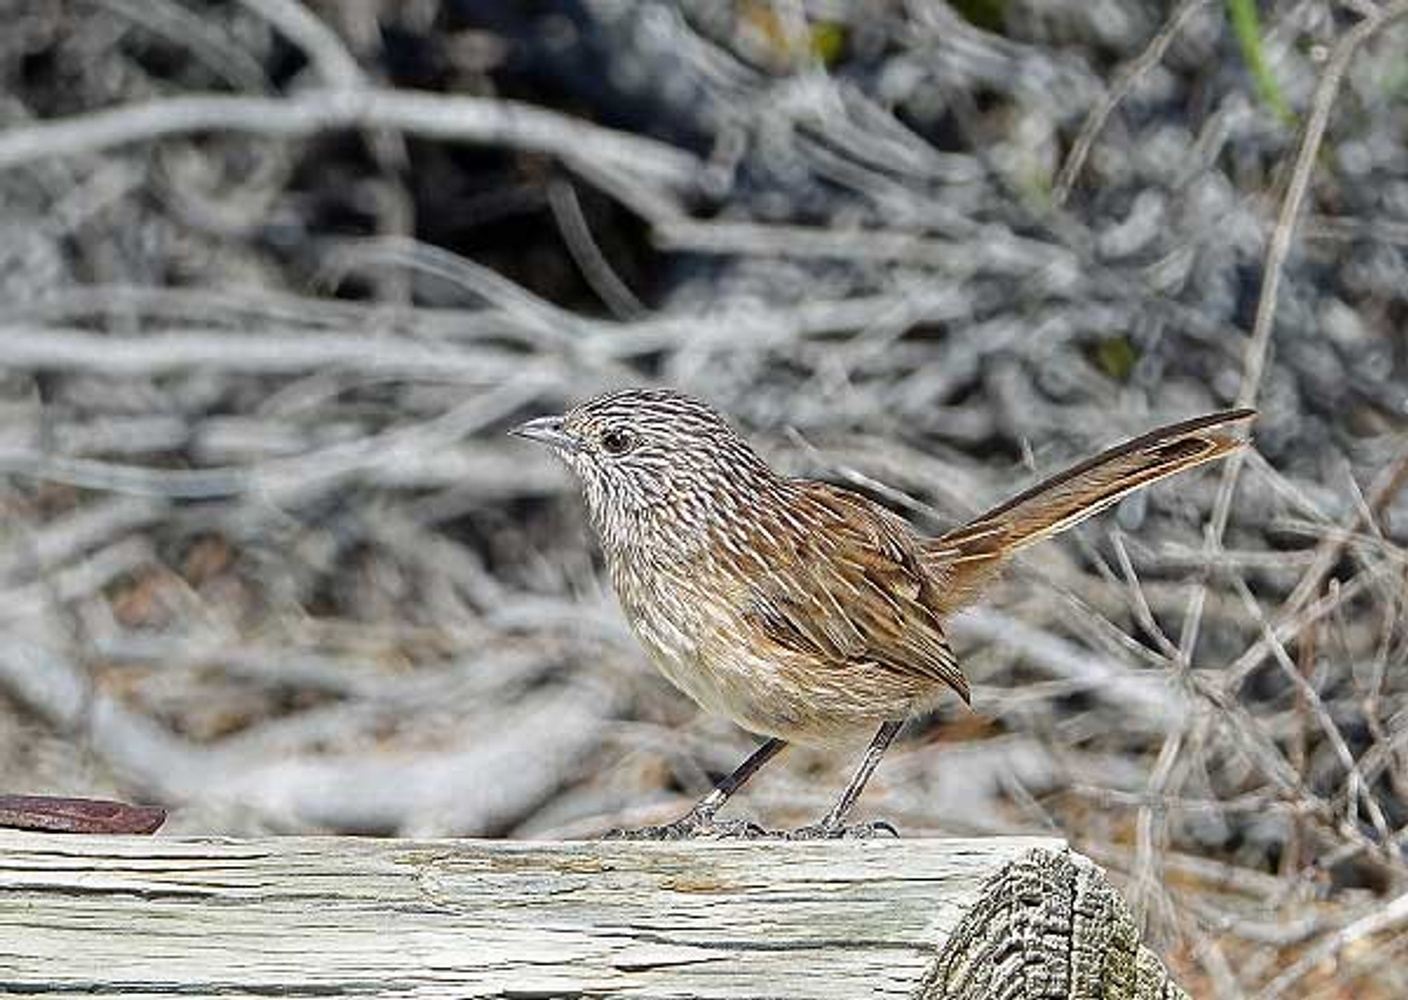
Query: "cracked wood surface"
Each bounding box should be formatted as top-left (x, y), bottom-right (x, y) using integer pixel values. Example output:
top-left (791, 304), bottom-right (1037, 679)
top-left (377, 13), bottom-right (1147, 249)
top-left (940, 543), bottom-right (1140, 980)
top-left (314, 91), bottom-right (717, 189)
top-left (0, 833), bottom-right (1063, 999)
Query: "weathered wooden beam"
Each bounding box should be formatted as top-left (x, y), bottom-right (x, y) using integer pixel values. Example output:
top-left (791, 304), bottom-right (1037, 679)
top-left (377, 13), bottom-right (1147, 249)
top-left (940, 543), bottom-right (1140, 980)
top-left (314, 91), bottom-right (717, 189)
top-left (0, 832), bottom-right (1185, 999)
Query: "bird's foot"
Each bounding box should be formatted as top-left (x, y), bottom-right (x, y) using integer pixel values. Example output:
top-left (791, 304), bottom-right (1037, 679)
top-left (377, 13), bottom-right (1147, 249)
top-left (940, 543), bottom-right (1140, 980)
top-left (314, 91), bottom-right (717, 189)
top-left (787, 818), bottom-right (899, 840)
top-left (603, 810), bottom-right (770, 841)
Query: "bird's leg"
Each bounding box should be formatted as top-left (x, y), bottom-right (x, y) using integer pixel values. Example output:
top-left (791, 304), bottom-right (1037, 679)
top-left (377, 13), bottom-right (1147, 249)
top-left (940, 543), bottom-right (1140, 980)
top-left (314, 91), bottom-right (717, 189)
top-left (790, 721), bottom-right (903, 840)
top-left (606, 737), bottom-right (787, 840)
top-left (685, 736), bottom-right (787, 829)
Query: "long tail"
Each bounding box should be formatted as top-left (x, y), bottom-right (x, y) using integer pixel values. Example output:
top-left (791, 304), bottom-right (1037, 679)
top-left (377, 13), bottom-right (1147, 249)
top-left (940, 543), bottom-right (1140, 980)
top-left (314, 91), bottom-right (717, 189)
top-left (926, 409), bottom-right (1256, 613)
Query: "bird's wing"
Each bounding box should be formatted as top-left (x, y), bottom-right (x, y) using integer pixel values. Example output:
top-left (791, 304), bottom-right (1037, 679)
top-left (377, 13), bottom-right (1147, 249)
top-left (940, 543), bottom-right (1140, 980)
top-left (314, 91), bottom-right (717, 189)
top-left (739, 481), bottom-right (970, 704)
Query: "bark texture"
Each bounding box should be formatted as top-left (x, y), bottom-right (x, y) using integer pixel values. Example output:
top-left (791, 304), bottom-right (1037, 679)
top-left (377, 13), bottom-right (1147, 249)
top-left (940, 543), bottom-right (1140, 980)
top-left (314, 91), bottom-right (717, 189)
top-left (917, 848), bottom-right (1188, 1000)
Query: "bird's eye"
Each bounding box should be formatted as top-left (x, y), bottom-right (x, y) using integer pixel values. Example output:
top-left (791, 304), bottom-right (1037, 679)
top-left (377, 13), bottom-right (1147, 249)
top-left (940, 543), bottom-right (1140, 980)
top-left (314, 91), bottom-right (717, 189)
top-left (600, 429), bottom-right (635, 455)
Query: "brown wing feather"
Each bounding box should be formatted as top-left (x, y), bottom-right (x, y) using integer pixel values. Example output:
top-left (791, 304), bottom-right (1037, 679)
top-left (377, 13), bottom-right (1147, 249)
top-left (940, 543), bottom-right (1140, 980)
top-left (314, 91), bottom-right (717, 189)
top-left (743, 482), bottom-right (970, 704)
top-left (926, 408), bottom-right (1255, 612)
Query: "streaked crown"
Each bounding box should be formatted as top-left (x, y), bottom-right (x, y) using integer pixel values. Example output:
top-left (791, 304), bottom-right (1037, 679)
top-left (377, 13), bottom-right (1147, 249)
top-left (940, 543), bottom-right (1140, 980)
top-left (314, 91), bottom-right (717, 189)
top-left (513, 388), bottom-right (778, 554)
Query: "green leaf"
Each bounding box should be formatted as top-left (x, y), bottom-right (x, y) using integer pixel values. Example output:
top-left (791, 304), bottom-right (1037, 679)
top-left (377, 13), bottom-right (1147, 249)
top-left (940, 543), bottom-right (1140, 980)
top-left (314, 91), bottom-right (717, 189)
top-left (1095, 336), bottom-right (1138, 381)
top-left (809, 22), bottom-right (846, 66)
top-left (1226, 0), bottom-right (1295, 125)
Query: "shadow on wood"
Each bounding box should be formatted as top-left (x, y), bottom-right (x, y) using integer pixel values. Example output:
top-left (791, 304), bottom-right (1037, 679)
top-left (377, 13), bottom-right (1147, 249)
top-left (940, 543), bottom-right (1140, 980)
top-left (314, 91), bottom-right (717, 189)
top-left (0, 832), bottom-right (1184, 999)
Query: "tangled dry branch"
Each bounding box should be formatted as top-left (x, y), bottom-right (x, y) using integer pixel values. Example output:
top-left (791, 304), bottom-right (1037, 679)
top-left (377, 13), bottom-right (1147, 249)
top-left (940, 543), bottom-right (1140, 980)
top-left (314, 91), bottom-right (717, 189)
top-left (0, 1), bottom-right (1405, 994)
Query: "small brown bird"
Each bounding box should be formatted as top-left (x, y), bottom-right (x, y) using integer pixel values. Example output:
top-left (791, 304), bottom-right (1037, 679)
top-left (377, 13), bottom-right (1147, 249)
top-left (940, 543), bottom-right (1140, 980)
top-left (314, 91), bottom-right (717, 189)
top-left (513, 389), bottom-right (1254, 838)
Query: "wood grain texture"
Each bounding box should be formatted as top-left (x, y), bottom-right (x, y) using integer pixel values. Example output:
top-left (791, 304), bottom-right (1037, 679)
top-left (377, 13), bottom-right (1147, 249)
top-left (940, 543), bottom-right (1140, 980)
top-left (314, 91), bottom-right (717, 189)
top-left (0, 833), bottom-right (1057, 998)
top-left (0, 833), bottom-right (1188, 999)
top-left (919, 848), bottom-right (1190, 1000)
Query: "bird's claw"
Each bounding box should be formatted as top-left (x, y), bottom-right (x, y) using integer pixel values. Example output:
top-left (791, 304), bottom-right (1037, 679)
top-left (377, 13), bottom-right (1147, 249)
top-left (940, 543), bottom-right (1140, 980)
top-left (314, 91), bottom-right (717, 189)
top-left (787, 818), bottom-right (899, 840)
top-left (604, 809), bottom-right (900, 841)
top-left (603, 811), bottom-right (771, 841)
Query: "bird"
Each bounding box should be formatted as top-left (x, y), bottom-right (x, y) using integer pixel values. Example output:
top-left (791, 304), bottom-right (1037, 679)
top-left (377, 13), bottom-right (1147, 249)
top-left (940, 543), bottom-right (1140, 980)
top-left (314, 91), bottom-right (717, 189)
top-left (512, 388), bottom-right (1254, 838)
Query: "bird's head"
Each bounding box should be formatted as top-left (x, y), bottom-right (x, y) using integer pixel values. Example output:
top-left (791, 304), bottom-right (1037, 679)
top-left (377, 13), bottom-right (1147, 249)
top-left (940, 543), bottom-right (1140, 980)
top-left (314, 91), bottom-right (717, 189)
top-left (511, 388), bottom-right (777, 549)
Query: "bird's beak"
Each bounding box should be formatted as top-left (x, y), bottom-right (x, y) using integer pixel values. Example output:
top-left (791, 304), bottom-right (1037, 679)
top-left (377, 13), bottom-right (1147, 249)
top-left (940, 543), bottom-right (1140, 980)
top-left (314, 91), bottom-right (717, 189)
top-left (509, 414), bottom-right (581, 453)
